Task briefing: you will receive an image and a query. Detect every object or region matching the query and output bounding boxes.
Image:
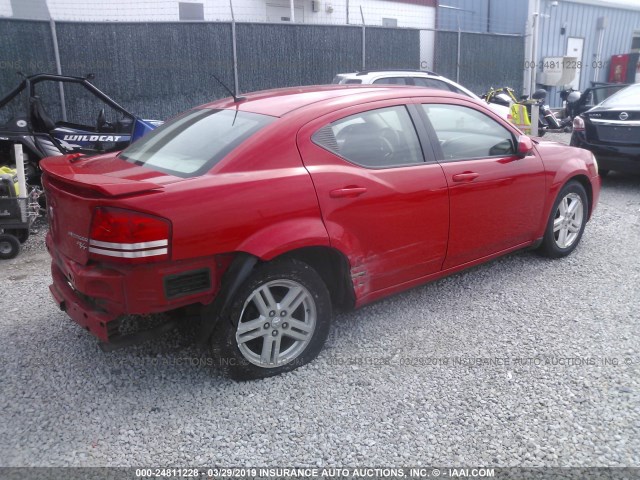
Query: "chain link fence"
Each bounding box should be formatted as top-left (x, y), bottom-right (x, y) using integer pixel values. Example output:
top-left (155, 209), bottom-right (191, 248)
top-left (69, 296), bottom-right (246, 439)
top-left (434, 30), bottom-right (525, 97)
top-left (0, 0), bottom-right (524, 120)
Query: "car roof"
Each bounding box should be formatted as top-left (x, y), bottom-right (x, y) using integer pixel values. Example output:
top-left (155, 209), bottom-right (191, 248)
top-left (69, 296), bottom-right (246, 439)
top-left (201, 84), bottom-right (469, 117)
top-left (333, 71), bottom-right (480, 100)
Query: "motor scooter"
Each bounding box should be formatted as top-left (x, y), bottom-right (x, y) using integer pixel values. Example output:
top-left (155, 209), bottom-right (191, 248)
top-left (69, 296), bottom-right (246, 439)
top-left (483, 87), bottom-right (572, 135)
top-left (530, 89), bottom-right (573, 132)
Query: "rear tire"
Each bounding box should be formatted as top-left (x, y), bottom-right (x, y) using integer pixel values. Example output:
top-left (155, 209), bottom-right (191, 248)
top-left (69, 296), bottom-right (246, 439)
top-left (0, 234), bottom-right (20, 260)
top-left (213, 258), bottom-right (332, 380)
top-left (5, 228), bottom-right (29, 244)
top-left (538, 181), bottom-right (588, 258)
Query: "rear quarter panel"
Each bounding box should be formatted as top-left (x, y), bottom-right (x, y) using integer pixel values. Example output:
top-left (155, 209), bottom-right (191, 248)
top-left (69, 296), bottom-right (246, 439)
top-left (114, 119), bottom-right (330, 262)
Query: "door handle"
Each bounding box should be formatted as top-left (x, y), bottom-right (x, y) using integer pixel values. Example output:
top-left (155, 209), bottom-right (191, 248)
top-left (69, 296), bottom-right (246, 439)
top-left (452, 172), bottom-right (480, 182)
top-left (329, 187), bottom-right (368, 198)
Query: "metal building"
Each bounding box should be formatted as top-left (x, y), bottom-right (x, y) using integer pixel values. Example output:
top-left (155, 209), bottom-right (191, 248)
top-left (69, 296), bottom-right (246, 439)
top-left (439, 0), bottom-right (640, 106)
top-left (437, 0), bottom-right (528, 34)
top-left (534, 0), bottom-right (640, 106)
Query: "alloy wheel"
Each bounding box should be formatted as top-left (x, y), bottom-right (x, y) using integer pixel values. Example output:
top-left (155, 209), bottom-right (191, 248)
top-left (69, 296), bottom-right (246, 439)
top-left (235, 280), bottom-right (317, 368)
top-left (0, 241), bottom-right (11, 255)
top-left (553, 192), bottom-right (584, 249)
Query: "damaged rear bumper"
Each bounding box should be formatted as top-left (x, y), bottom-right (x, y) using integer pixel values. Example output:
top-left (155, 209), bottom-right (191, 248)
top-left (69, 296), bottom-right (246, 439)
top-left (46, 233), bottom-right (220, 344)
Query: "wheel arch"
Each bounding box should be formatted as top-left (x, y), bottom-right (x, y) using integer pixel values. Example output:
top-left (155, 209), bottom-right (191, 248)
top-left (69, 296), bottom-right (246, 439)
top-left (235, 217), bottom-right (331, 261)
top-left (535, 171), bottom-right (594, 242)
top-left (567, 174), bottom-right (593, 219)
top-left (275, 246), bottom-right (356, 311)
top-left (198, 245), bottom-right (355, 343)
top-left (536, 175), bottom-right (591, 258)
top-left (225, 245), bottom-right (356, 311)
top-left (230, 217), bottom-right (355, 309)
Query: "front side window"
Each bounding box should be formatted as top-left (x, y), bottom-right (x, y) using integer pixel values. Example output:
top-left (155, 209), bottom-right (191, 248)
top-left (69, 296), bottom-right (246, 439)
top-left (120, 108), bottom-right (275, 177)
top-left (312, 105), bottom-right (424, 168)
top-left (421, 104), bottom-right (515, 161)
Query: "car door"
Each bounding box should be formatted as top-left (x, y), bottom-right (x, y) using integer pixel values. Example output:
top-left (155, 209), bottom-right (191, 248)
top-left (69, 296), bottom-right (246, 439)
top-left (297, 101), bottom-right (449, 297)
top-left (418, 101), bottom-right (546, 269)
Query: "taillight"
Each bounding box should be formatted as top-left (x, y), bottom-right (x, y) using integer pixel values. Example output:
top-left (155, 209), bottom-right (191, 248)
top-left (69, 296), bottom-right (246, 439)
top-left (573, 116), bottom-right (585, 132)
top-left (88, 207), bottom-right (171, 264)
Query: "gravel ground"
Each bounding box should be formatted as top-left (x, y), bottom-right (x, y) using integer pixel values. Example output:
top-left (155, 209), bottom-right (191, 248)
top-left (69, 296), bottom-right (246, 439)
top-left (1, 133), bottom-right (639, 467)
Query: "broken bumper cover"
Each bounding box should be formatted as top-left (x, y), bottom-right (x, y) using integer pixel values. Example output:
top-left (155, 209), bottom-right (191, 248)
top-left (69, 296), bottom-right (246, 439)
top-left (46, 233), bottom-right (219, 343)
top-left (49, 264), bottom-right (118, 342)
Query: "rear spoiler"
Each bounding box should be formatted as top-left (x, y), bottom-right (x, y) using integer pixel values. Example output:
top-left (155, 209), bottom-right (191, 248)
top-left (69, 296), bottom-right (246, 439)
top-left (41, 155), bottom-right (163, 197)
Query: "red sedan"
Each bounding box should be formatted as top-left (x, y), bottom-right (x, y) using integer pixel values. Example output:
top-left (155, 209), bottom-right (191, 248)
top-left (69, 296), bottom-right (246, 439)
top-left (41, 85), bottom-right (600, 379)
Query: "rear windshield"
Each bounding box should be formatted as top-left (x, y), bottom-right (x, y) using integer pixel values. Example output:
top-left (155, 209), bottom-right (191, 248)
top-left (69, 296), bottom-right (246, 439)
top-left (599, 84), bottom-right (640, 108)
top-left (119, 108), bottom-right (275, 177)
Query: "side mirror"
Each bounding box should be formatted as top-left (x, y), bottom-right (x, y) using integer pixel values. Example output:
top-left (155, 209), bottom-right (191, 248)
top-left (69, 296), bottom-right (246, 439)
top-left (517, 135), bottom-right (533, 157)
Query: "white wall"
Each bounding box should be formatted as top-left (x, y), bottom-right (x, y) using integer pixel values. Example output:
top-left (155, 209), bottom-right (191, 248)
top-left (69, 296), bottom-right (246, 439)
top-left (0, 0), bottom-right (12, 17)
top-left (356, 0), bottom-right (434, 28)
top-left (44, 0), bottom-right (176, 21)
top-left (40, 0), bottom-right (434, 29)
top-left (224, 0), bottom-right (435, 29)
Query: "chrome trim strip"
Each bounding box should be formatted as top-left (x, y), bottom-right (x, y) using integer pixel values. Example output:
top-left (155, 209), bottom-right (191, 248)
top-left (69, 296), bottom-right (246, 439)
top-left (89, 239), bottom-right (168, 250)
top-left (590, 119), bottom-right (640, 126)
top-left (88, 247), bottom-right (168, 258)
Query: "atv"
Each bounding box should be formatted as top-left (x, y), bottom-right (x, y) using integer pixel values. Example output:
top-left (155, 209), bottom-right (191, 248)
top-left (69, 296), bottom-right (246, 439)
top-left (0, 73), bottom-right (162, 184)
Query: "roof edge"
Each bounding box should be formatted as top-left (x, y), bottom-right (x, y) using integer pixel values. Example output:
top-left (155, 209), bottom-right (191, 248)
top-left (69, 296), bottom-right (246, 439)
top-left (561, 0), bottom-right (640, 13)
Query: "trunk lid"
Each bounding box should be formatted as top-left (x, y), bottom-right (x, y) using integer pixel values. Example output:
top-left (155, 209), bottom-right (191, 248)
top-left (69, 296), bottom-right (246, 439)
top-left (41, 153), bottom-right (180, 265)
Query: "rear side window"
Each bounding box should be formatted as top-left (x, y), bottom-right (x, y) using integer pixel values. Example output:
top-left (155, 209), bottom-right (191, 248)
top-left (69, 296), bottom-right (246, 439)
top-left (412, 78), bottom-right (469, 97)
top-left (372, 77), bottom-right (410, 86)
top-left (312, 105), bottom-right (424, 168)
top-left (413, 77), bottom-right (449, 91)
top-left (332, 76), bottom-right (362, 84)
top-left (119, 109), bottom-right (274, 177)
top-left (421, 104), bottom-right (515, 161)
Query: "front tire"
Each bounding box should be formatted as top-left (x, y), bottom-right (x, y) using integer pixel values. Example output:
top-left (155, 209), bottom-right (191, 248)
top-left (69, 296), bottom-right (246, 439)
top-left (213, 258), bottom-right (332, 380)
top-left (0, 234), bottom-right (21, 260)
top-left (538, 181), bottom-right (588, 258)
